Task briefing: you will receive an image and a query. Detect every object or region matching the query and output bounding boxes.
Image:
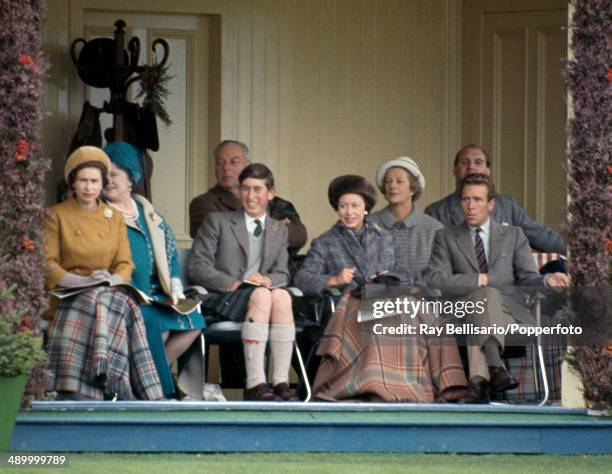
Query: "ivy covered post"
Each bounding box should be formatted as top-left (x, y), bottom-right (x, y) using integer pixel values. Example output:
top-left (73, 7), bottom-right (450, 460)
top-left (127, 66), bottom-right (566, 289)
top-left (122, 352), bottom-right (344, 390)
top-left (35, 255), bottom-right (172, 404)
top-left (0, 0), bottom-right (49, 400)
top-left (564, 0), bottom-right (612, 410)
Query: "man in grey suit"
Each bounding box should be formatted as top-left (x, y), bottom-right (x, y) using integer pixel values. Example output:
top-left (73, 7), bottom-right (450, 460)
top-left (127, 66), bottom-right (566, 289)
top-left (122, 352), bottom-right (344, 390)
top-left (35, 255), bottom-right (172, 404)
top-left (425, 144), bottom-right (566, 254)
top-left (426, 173), bottom-right (568, 403)
top-left (188, 163), bottom-right (297, 402)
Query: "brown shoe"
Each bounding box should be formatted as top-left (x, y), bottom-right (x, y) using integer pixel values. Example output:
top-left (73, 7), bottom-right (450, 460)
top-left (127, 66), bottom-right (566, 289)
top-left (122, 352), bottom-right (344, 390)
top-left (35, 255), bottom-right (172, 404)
top-left (273, 382), bottom-right (298, 401)
top-left (488, 366), bottom-right (519, 393)
top-left (458, 378), bottom-right (489, 404)
top-left (243, 383), bottom-right (281, 401)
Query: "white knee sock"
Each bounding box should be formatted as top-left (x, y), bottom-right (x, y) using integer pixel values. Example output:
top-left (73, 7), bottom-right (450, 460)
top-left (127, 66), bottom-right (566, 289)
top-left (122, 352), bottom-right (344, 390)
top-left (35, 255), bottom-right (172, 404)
top-left (241, 322), bottom-right (269, 389)
top-left (268, 323), bottom-right (295, 386)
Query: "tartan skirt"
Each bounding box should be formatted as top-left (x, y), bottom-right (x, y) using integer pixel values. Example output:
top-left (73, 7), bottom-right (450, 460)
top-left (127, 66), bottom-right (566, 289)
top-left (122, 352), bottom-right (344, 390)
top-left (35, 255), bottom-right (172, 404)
top-left (313, 292), bottom-right (468, 403)
top-left (199, 286), bottom-right (258, 322)
top-left (46, 287), bottom-right (164, 401)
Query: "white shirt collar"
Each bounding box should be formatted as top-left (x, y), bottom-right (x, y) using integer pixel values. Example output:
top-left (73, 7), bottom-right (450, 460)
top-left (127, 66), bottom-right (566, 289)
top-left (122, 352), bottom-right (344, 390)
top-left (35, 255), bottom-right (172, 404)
top-left (468, 218), bottom-right (490, 236)
top-left (244, 212), bottom-right (267, 234)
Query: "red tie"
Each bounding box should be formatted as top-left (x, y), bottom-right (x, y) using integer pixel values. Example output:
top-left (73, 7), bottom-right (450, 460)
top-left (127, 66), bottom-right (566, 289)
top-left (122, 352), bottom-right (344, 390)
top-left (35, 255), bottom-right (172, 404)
top-left (474, 228), bottom-right (488, 273)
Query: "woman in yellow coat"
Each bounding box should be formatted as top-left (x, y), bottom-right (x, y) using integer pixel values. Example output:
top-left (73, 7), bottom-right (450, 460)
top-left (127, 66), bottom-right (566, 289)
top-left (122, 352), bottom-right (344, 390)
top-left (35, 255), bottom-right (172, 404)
top-left (45, 146), bottom-right (163, 401)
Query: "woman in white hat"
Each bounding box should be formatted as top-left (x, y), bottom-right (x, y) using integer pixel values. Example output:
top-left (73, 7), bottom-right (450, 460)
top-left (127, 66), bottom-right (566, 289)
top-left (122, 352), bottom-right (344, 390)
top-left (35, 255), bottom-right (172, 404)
top-left (370, 157), bottom-right (443, 282)
top-left (44, 146), bottom-right (163, 401)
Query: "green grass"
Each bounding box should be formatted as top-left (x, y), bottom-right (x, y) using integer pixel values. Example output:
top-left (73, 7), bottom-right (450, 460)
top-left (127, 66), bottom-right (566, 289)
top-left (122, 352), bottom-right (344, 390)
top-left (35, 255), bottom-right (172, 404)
top-left (5, 453), bottom-right (612, 474)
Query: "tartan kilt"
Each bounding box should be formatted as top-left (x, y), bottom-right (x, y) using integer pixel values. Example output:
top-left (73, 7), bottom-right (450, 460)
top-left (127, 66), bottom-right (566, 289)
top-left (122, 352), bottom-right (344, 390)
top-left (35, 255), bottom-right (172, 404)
top-left (199, 286), bottom-right (258, 322)
top-left (47, 287), bottom-right (164, 401)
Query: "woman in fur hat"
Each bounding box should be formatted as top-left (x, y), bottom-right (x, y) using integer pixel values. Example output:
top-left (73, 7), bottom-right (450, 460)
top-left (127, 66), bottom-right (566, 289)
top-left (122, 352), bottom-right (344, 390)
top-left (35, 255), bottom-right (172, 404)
top-left (294, 175), bottom-right (391, 296)
top-left (44, 146), bottom-right (163, 401)
top-left (294, 174), bottom-right (467, 403)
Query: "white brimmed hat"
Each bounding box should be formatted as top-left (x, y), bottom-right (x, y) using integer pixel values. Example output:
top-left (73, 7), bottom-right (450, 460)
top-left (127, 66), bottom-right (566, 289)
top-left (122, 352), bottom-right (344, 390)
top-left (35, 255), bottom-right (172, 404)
top-left (375, 156), bottom-right (426, 192)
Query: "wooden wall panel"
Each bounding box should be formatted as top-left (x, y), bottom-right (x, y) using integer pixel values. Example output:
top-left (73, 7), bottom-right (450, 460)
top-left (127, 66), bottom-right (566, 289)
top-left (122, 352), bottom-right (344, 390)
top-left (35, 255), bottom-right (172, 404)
top-left (538, 26), bottom-right (567, 225)
top-left (462, 0), bottom-right (568, 228)
top-left (274, 0), bottom-right (451, 239)
top-left (43, 0), bottom-right (459, 244)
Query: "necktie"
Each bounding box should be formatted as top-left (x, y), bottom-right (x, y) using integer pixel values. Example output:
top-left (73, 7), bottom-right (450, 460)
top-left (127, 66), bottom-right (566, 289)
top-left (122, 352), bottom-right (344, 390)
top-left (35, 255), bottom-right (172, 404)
top-left (474, 227), bottom-right (488, 273)
top-left (254, 219), bottom-right (263, 237)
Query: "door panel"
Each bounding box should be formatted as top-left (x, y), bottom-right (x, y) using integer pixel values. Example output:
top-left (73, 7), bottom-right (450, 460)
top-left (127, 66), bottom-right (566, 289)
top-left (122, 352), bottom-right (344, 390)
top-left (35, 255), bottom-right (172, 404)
top-left (462, 1), bottom-right (567, 228)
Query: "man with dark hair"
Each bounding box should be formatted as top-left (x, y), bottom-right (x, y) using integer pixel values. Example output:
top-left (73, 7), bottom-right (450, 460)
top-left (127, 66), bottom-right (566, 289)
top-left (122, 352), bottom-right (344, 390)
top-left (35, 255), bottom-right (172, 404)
top-left (188, 140), bottom-right (307, 258)
top-left (188, 163), bottom-right (297, 401)
top-left (425, 173), bottom-right (568, 403)
top-left (189, 142), bottom-right (307, 387)
top-left (425, 144), bottom-right (566, 254)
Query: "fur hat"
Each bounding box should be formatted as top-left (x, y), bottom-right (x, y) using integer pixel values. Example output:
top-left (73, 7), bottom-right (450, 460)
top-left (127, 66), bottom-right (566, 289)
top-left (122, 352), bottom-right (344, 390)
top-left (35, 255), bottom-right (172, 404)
top-left (104, 141), bottom-right (143, 185)
top-left (64, 146), bottom-right (111, 183)
top-left (374, 156), bottom-right (426, 193)
top-left (328, 175), bottom-right (378, 212)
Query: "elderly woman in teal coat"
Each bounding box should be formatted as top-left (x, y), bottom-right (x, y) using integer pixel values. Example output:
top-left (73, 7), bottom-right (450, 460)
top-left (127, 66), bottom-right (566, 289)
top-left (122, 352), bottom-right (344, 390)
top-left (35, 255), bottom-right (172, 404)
top-left (103, 141), bottom-right (206, 398)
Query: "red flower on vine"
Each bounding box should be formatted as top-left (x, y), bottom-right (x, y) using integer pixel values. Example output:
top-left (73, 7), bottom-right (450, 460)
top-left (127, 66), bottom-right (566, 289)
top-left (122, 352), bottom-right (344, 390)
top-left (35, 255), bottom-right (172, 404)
top-left (19, 52), bottom-right (34, 66)
top-left (15, 139), bottom-right (29, 161)
top-left (19, 315), bottom-right (32, 333)
top-left (21, 236), bottom-right (35, 251)
top-left (608, 166), bottom-right (612, 174)
top-left (605, 237), bottom-right (612, 254)
top-left (608, 68), bottom-right (612, 82)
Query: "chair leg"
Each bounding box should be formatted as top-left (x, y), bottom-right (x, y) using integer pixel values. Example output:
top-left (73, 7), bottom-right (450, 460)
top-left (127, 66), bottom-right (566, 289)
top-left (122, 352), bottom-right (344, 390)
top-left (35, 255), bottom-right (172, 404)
top-left (535, 338), bottom-right (550, 406)
top-left (294, 341), bottom-right (311, 403)
top-left (534, 296), bottom-right (549, 406)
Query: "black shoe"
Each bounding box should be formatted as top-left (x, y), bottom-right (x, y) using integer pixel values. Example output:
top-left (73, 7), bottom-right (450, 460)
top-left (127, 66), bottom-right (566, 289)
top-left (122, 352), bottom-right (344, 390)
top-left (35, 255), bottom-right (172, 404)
top-left (243, 383), bottom-right (281, 401)
top-left (458, 378), bottom-right (490, 404)
top-left (273, 383), bottom-right (298, 401)
top-left (488, 366), bottom-right (519, 393)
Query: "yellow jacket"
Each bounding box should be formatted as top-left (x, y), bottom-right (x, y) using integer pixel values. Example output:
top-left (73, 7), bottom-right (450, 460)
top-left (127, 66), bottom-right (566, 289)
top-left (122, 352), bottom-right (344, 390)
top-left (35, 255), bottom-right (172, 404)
top-left (44, 197), bottom-right (134, 289)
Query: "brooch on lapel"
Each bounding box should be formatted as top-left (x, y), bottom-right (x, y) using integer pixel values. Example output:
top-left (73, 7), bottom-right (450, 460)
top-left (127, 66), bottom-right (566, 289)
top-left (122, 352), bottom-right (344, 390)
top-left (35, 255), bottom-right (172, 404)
top-left (103, 208), bottom-right (113, 219)
top-left (150, 212), bottom-right (157, 222)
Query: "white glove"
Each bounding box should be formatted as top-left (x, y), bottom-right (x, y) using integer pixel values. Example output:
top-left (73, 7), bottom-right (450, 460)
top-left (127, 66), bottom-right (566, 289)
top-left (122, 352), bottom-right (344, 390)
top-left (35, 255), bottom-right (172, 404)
top-left (90, 269), bottom-right (112, 281)
top-left (170, 277), bottom-right (186, 305)
top-left (109, 274), bottom-right (124, 286)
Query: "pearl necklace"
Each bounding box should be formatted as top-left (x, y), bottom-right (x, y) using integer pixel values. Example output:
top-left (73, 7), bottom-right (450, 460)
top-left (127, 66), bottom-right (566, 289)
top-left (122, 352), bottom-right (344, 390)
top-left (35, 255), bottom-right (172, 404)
top-left (109, 198), bottom-right (139, 223)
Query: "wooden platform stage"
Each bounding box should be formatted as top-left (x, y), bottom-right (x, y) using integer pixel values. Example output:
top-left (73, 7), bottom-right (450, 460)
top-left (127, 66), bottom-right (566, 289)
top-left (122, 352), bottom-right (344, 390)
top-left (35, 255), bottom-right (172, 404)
top-left (10, 401), bottom-right (612, 454)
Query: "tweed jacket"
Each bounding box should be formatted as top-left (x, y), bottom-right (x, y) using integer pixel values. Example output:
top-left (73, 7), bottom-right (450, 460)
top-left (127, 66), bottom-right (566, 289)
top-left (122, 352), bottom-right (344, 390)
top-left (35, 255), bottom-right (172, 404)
top-left (369, 206), bottom-right (443, 280)
top-left (188, 210), bottom-right (290, 293)
top-left (44, 197), bottom-right (134, 290)
top-left (425, 220), bottom-right (545, 323)
top-left (294, 221), bottom-right (395, 297)
top-left (188, 185), bottom-right (307, 255)
top-left (424, 192), bottom-right (566, 254)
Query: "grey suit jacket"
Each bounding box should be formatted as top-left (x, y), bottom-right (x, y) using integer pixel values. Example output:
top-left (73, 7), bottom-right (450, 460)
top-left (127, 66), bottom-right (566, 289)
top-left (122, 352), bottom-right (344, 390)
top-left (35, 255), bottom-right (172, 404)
top-left (425, 220), bottom-right (545, 323)
top-left (424, 192), bottom-right (566, 254)
top-left (188, 210), bottom-right (290, 293)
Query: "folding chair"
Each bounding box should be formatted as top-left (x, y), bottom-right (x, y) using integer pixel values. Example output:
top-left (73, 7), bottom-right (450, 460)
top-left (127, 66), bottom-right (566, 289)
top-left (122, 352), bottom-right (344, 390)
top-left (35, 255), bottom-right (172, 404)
top-left (498, 252), bottom-right (566, 405)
